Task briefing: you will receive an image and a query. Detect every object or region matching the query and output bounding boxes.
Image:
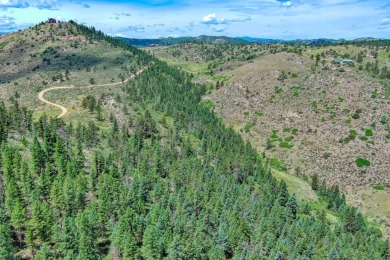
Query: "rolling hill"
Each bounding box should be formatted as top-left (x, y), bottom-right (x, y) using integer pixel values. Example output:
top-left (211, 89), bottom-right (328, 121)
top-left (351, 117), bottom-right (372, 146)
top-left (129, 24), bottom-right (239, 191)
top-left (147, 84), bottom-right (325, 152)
top-left (149, 41), bottom-right (390, 237)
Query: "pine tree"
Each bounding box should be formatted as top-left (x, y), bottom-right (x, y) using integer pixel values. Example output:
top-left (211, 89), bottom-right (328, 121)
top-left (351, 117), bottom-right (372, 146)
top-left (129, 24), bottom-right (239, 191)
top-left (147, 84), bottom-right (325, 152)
top-left (141, 225), bottom-right (162, 259)
top-left (311, 173), bottom-right (319, 191)
top-left (167, 234), bottom-right (185, 260)
top-left (0, 223), bottom-right (15, 260)
top-left (35, 244), bottom-right (54, 260)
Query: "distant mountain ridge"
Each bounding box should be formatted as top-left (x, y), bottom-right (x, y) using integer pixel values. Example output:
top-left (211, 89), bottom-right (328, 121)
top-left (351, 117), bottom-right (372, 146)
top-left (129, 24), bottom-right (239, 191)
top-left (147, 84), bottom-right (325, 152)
top-left (118, 35), bottom-right (387, 47)
top-left (117, 35), bottom-right (248, 47)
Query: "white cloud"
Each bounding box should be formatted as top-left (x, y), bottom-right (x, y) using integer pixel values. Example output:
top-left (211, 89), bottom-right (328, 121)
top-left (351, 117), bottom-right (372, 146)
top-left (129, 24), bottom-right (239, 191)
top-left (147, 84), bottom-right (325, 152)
top-left (0, 15), bottom-right (16, 30)
top-left (381, 18), bottom-right (390, 25)
top-left (0, 0), bottom-right (59, 10)
top-left (200, 13), bottom-right (251, 26)
top-left (281, 1), bottom-right (292, 7)
top-left (122, 25), bottom-right (145, 32)
top-left (201, 13), bottom-right (226, 25)
top-left (0, 0), bottom-right (29, 8)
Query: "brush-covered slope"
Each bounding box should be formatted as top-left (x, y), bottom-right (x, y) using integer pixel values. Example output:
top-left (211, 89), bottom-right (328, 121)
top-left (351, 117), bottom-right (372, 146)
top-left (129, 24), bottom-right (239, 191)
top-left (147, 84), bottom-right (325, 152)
top-left (0, 23), bottom-right (389, 259)
top-left (0, 21), bottom-right (149, 121)
top-left (149, 41), bottom-right (390, 236)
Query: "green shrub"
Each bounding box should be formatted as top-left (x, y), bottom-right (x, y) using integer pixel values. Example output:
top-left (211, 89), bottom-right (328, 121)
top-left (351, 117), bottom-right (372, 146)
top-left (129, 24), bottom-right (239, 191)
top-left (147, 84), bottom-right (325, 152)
top-left (271, 137), bottom-right (283, 143)
top-left (345, 119), bottom-right (352, 124)
top-left (271, 130), bottom-right (279, 138)
top-left (283, 128), bottom-right (291, 133)
top-left (352, 113), bottom-right (360, 119)
top-left (285, 136), bottom-right (294, 142)
top-left (244, 111), bottom-right (249, 116)
top-left (365, 129), bottom-right (373, 137)
top-left (279, 142), bottom-right (294, 149)
top-left (244, 124), bottom-right (253, 133)
top-left (274, 86), bottom-right (284, 94)
top-left (356, 158), bottom-right (370, 167)
top-left (0, 41), bottom-right (9, 50)
top-left (359, 136), bottom-right (368, 141)
top-left (270, 158), bottom-right (287, 172)
top-left (343, 109), bottom-right (350, 114)
top-left (372, 185), bottom-right (384, 190)
top-left (255, 111), bottom-right (264, 117)
top-left (338, 97), bottom-right (345, 102)
top-left (292, 128), bottom-right (298, 135)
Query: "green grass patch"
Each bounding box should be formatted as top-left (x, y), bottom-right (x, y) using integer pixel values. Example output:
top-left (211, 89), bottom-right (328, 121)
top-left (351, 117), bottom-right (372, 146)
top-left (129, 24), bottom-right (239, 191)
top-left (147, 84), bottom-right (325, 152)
top-left (271, 130), bottom-right (279, 138)
top-left (255, 111), bottom-right (264, 117)
top-left (200, 100), bottom-right (214, 110)
top-left (371, 89), bottom-right (378, 99)
top-left (345, 119), bottom-right (352, 124)
top-left (271, 137), bottom-right (283, 143)
top-left (343, 109), bottom-right (350, 114)
top-left (338, 97), bottom-right (345, 102)
top-left (292, 128), bottom-right (298, 135)
top-left (244, 111), bottom-right (249, 116)
top-left (285, 136), bottom-right (294, 142)
top-left (0, 41), bottom-right (9, 50)
top-left (270, 158), bottom-right (287, 172)
top-left (359, 136), bottom-right (369, 141)
top-left (356, 158), bottom-right (371, 167)
top-left (274, 86), bottom-right (284, 94)
top-left (279, 142), bottom-right (294, 149)
top-left (372, 185), bottom-right (384, 190)
top-left (244, 124), bottom-right (253, 133)
top-left (283, 128), bottom-right (291, 133)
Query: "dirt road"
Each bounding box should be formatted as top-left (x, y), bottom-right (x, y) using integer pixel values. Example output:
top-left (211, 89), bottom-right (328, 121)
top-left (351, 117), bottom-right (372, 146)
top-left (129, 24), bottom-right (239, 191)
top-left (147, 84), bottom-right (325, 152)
top-left (38, 65), bottom-right (150, 118)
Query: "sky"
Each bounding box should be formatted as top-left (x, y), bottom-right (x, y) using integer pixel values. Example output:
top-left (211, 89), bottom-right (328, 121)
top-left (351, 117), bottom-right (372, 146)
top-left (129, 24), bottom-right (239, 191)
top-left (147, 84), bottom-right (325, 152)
top-left (0, 0), bottom-right (389, 39)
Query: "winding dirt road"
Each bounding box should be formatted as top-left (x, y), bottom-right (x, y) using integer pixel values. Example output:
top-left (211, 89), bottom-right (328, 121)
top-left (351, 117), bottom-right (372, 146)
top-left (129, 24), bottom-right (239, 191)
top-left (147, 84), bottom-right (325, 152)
top-left (38, 65), bottom-right (149, 118)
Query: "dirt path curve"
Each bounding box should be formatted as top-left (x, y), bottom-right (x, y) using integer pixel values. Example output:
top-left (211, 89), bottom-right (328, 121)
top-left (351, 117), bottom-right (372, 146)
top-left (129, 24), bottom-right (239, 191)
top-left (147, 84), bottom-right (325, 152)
top-left (38, 85), bottom-right (75, 118)
top-left (38, 65), bottom-right (150, 118)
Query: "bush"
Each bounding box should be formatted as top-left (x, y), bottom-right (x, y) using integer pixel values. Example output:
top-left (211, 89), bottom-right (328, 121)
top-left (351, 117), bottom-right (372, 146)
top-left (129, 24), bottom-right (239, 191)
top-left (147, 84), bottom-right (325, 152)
top-left (285, 136), bottom-right (294, 142)
top-left (255, 111), bottom-right (264, 117)
top-left (352, 113), bottom-right (360, 119)
top-left (365, 129), bottom-right (373, 137)
top-left (359, 136), bottom-right (368, 141)
top-left (271, 130), bottom-right (279, 138)
top-left (356, 158), bottom-right (370, 167)
top-left (279, 142), bottom-right (294, 149)
top-left (244, 124), bottom-right (253, 133)
top-left (372, 185), bottom-right (384, 190)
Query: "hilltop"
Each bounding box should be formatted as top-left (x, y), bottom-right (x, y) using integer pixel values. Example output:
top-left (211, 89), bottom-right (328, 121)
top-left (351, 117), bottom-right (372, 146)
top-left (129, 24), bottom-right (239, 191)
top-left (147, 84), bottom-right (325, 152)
top-left (0, 21), bottom-right (150, 122)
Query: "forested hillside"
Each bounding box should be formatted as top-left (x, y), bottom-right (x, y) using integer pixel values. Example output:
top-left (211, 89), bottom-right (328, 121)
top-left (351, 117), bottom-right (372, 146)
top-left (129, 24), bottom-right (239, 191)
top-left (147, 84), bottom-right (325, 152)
top-left (0, 23), bottom-right (389, 259)
top-left (150, 40), bottom-right (390, 237)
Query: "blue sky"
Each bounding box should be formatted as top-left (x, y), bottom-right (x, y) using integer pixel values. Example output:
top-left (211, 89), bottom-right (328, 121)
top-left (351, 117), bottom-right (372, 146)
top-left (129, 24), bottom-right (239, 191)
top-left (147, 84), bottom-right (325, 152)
top-left (0, 0), bottom-right (389, 39)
